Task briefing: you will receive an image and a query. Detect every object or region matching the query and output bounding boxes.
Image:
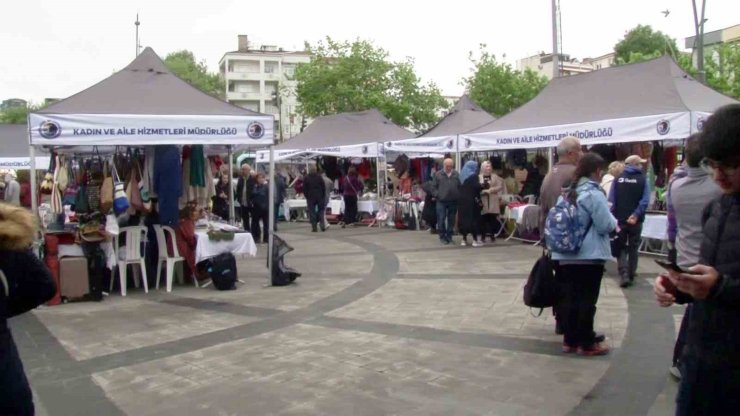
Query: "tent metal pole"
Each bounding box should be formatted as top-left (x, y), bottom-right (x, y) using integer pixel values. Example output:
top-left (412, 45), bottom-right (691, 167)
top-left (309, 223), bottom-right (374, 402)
top-left (228, 145), bottom-right (235, 225)
top-left (547, 147), bottom-right (554, 174)
top-left (267, 146), bottom-right (275, 281)
top-left (455, 135), bottom-right (461, 170)
top-left (376, 143), bottom-right (381, 199)
top-left (29, 145), bottom-right (38, 215)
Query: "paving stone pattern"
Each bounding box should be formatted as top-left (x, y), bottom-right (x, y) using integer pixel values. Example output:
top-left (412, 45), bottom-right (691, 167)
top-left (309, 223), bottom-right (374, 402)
top-left (11, 223), bottom-right (678, 415)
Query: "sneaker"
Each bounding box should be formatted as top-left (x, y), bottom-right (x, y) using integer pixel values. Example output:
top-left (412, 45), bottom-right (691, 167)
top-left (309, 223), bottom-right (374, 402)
top-left (472, 240), bottom-right (484, 248)
top-left (562, 343), bottom-right (577, 354)
top-left (440, 238), bottom-right (449, 245)
top-left (578, 343), bottom-right (610, 356)
top-left (619, 277), bottom-right (630, 288)
top-left (594, 333), bottom-right (606, 343)
top-left (669, 365), bottom-right (682, 380)
top-left (460, 240), bottom-right (467, 247)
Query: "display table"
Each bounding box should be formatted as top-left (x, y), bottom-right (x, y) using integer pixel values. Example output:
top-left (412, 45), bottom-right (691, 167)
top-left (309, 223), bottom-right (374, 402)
top-left (506, 204), bottom-right (537, 224)
top-left (58, 242), bottom-right (116, 270)
top-left (327, 199), bottom-right (380, 216)
top-left (641, 214), bottom-right (668, 240)
top-left (283, 199), bottom-right (308, 221)
top-left (194, 230), bottom-right (257, 263)
top-left (639, 213), bottom-right (668, 256)
top-left (503, 204), bottom-right (540, 244)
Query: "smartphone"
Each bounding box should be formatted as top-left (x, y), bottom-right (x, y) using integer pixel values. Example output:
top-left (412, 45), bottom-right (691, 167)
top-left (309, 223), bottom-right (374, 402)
top-left (655, 259), bottom-right (688, 274)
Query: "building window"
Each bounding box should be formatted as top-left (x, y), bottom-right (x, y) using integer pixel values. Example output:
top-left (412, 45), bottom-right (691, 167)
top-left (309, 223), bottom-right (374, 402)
top-left (283, 64), bottom-right (296, 77)
top-left (264, 62), bottom-right (278, 74)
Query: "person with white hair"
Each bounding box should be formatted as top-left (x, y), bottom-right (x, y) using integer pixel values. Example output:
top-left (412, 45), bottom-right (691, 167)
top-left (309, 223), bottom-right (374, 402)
top-left (3, 171), bottom-right (20, 206)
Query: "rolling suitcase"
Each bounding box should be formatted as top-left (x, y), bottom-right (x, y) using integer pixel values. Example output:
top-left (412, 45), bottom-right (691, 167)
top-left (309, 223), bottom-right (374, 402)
top-left (60, 257), bottom-right (89, 300)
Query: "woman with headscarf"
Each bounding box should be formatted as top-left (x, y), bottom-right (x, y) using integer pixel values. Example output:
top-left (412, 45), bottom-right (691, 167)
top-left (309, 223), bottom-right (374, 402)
top-left (458, 160), bottom-right (483, 247)
top-left (479, 161), bottom-right (505, 242)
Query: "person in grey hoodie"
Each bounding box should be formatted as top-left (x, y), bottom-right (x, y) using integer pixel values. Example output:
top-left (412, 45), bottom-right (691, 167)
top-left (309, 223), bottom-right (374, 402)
top-left (432, 158), bottom-right (460, 244)
top-left (665, 135), bottom-right (722, 379)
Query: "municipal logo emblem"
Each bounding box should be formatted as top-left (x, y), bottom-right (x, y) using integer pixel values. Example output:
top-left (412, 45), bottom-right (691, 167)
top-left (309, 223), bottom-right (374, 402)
top-left (247, 122), bottom-right (265, 139)
top-left (656, 119), bottom-right (670, 135)
top-left (39, 120), bottom-right (61, 139)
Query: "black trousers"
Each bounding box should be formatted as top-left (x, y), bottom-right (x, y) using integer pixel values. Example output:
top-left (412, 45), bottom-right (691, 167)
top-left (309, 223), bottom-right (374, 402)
top-left (251, 207), bottom-right (269, 243)
top-left (480, 213), bottom-right (500, 240)
top-left (677, 355), bottom-right (740, 415)
top-left (307, 199), bottom-right (324, 230)
top-left (616, 223), bottom-right (642, 281)
top-left (344, 195), bottom-right (358, 224)
top-left (559, 263), bottom-right (604, 347)
top-left (240, 206), bottom-right (251, 231)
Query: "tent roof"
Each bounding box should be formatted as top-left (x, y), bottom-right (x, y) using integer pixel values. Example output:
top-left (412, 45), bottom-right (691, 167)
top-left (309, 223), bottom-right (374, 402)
top-left (0, 124), bottom-right (48, 157)
top-left (274, 109), bottom-right (413, 150)
top-left (37, 47), bottom-right (266, 116)
top-left (468, 56), bottom-right (737, 134)
top-left (421, 95), bottom-right (495, 137)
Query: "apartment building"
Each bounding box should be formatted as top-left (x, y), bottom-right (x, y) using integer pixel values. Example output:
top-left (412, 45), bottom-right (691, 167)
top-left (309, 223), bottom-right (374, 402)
top-left (517, 52), bottom-right (616, 80)
top-left (219, 35), bottom-right (311, 141)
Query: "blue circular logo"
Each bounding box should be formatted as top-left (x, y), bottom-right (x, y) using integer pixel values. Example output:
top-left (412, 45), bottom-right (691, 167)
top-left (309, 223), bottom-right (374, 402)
top-left (696, 116), bottom-right (705, 131)
top-left (465, 139), bottom-right (472, 149)
top-left (656, 119), bottom-right (670, 135)
top-left (362, 145), bottom-right (369, 154)
top-left (39, 120), bottom-right (61, 139)
top-left (446, 140), bottom-right (454, 149)
top-left (247, 122), bottom-right (265, 139)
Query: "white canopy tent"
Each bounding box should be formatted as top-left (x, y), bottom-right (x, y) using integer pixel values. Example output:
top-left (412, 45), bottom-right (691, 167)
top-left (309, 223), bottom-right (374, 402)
top-left (384, 95), bottom-right (496, 161)
top-left (461, 56), bottom-right (738, 152)
top-left (28, 47), bottom-right (278, 273)
top-left (0, 124), bottom-right (50, 169)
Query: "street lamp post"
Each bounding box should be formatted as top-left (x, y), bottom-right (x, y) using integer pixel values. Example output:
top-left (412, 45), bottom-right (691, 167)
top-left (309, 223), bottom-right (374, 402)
top-left (692, 0), bottom-right (707, 84)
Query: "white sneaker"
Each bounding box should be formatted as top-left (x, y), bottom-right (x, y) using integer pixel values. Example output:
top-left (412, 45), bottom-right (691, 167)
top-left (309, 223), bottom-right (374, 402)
top-left (460, 240), bottom-right (467, 247)
top-left (472, 240), bottom-right (483, 248)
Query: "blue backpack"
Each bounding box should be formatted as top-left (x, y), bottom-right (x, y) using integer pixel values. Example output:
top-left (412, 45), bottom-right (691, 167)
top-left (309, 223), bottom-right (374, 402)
top-left (544, 194), bottom-right (590, 254)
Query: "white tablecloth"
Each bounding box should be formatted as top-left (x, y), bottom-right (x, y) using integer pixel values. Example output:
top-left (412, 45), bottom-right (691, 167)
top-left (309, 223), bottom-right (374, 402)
top-left (58, 242), bottom-right (116, 270)
top-left (506, 204), bottom-right (537, 224)
top-left (327, 199), bottom-right (380, 215)
top-left (195, 231), bottom-right (257, 263)
top-left (641, 214), bottom-right (668, 240)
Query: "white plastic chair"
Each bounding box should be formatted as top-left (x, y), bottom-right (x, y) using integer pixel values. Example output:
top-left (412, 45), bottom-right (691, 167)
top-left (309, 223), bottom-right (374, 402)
top-left (522, 194), bottom-right (537, 205)
top-left (110, 226), bottom-right (149, 296)
top-left (152, 225), bottom-right (189, 292)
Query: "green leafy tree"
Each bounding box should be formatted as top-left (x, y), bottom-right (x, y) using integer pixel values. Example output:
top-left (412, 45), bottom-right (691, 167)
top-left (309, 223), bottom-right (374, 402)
top-left (614, 24), bottom-right (679, 62)
top-left (294, 38), bottom-right (448, 132)
top-left (463, 46), bottom-right (548, 117)
top-left (164, 50), bottom-right (225, 99)
top-left (0, 102), bottom-right (44, 124)
top-left (704, 43), bottom-right (740, 98)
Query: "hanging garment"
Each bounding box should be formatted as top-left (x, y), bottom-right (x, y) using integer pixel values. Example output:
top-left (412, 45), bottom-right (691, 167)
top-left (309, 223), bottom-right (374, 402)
top-left (154, 145), bottom-right (182, 226)
top-left (144, 147), bottom-right (156, 199)
top-left (179, 147), bottom-right (192, 209)
top-left (189, 145), bottom-right (206, 187)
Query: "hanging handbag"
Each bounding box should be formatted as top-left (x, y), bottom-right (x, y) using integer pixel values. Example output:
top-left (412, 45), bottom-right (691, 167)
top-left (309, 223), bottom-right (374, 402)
top-left (62, 160), bottom-right (79, 207)
top-left (100, 160), bottom-right (114, 213)
top-left (50, 155), bottom-right (64, 214)
top-left (112, 163), bottom-right (129, 215)
top-left (129, 162), bottom-right (145, 213)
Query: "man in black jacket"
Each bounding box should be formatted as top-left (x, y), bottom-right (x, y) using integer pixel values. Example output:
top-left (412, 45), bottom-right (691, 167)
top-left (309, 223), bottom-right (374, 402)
top-left (236, 164), bottom-right (256, 231)
top-left (609, 154), bottom-right (651, 288)
top-left (654, 104), bottom-right (740, 414)
top-left (302, 166), bottom-right (326, 232)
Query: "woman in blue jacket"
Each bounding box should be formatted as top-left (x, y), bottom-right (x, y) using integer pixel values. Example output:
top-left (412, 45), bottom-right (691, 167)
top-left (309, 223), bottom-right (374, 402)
top-left (552, 152), bottom-right (617, 356)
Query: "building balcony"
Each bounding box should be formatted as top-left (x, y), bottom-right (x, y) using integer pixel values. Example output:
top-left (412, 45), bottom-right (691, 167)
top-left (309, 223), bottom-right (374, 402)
top-left (226, 91), bottom-right (264, 101)
top-left (224, 71), bottom-right (283, 82)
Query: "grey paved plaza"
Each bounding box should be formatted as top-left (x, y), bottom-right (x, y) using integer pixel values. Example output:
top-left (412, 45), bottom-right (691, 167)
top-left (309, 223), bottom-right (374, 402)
top-left (11, 223), bottom-right (682, 415)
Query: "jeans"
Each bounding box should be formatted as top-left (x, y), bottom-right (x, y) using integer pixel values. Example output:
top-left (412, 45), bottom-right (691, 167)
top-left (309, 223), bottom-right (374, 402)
top-left (559, 263), bottom-right (604, 347)
top-left (307, 199), bottom-right (324, 230)
top-left (616, 223), bottom-right (642, 281)
top-left (677, 355), bottom-right (740, 415)
top-left (436, 201), bottom-right (457, 242)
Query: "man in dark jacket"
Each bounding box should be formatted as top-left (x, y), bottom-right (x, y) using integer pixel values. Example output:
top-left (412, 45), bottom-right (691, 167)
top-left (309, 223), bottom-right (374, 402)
top-left (609, 154), bottom-right (651, 288)
top-left (303, 166), bottom-right (326, 232)
top-left (236, 164), bottom-right (256, 231)
top-left (432, 158), bottom-right (460, 244)
top-left (654, 104), bottom-right (740, 414)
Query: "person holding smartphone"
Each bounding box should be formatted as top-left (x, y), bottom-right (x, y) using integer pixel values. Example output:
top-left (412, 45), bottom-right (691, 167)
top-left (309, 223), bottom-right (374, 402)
top-left (654, 104), bottom-right (740, 415)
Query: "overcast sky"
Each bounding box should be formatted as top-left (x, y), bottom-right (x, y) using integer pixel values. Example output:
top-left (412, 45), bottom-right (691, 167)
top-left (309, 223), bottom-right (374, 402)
top-left (2, 0), bottom-right (738, 104)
